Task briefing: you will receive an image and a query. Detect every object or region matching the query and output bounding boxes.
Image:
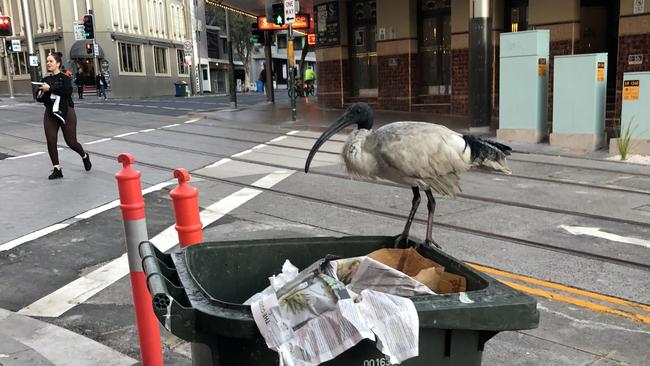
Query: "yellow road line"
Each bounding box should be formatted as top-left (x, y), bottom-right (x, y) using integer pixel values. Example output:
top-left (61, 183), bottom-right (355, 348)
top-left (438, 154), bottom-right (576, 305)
top-left (503, 281), bottom-right (650, 325)
top-left (466, 262), bottom-right (650, 314)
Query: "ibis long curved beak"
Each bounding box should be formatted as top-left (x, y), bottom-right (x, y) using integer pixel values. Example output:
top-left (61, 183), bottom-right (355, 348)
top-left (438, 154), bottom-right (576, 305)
top-left (304, 112), bottom-right (354, 173)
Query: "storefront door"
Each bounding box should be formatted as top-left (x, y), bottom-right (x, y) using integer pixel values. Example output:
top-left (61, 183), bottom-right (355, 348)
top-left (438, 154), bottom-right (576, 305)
top-left (349, 0), bottom-right (377, 97)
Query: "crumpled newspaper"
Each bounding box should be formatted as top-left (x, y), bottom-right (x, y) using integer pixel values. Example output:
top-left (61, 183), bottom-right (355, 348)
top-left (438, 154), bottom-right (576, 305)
top-left (249, 256), bottom-right (426, 365)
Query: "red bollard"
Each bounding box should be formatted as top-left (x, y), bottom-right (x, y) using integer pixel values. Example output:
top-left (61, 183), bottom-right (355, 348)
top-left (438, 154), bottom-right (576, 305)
top-left (169, 168), bottom-right (203, 247)
top-left (115, 153), bottom-right (164, 366)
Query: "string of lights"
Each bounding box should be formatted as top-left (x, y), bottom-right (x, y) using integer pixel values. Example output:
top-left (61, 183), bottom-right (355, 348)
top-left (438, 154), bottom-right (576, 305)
top-left (204, 0), bottom-right (309, 36)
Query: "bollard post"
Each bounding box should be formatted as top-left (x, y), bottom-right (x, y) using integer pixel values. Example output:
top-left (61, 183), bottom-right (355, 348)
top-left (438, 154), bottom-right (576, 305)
top-left (169, 168), bottom-right (203, 247)
top-left (115, 153), bottom-right (164, 366)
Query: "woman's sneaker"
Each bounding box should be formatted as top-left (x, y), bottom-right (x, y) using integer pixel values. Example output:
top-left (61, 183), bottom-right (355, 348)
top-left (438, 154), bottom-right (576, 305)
top-left (48, 167), bottom-right (63, 180)
top-left (83, 153), bottom-right (92, 171)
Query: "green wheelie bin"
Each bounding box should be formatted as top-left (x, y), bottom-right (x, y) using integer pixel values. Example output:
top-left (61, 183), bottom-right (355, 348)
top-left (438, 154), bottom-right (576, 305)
top-left (140, 236), bottom-right (539, 365)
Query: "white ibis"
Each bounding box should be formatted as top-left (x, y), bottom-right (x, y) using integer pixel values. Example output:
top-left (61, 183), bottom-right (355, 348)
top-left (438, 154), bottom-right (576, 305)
top-left (304, 103), bottom-right (512, 248)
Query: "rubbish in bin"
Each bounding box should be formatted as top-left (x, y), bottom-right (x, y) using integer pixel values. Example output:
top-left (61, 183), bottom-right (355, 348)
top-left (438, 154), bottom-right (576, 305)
top-left (250, 256), bottom-right (420, 365)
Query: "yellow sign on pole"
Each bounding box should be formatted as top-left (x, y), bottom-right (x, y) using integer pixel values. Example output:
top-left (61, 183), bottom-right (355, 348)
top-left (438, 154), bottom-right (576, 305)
top-left (623, 80), bottom-right (640, 100)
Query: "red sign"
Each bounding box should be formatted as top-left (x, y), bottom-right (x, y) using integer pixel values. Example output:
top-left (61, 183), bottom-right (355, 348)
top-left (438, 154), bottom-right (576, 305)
top-left (257, 14), bottom-right (311, 30)
top-left (307, 34), bottom-right (316, 45)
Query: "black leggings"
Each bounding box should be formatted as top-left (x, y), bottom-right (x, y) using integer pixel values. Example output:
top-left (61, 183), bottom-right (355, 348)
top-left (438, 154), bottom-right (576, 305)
top-left (43, 108), bottom-right (86, 166)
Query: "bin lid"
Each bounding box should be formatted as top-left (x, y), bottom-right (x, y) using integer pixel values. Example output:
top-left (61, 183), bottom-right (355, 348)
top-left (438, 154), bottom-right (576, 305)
top-left (500, 30), bottom-right (549, 58)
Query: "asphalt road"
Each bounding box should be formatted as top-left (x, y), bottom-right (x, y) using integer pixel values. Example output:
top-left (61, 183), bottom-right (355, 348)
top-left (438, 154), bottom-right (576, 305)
top-left (0, 95), bottom-right (648, 365)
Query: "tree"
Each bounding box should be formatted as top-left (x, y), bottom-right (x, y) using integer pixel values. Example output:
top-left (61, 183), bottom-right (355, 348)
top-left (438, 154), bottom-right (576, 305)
top-left (205, 4), bottom-right (258, 91)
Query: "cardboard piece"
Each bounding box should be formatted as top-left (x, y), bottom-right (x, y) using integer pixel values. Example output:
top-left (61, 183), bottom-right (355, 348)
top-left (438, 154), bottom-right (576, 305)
top-left (367, 248), bottom-right (466, 294)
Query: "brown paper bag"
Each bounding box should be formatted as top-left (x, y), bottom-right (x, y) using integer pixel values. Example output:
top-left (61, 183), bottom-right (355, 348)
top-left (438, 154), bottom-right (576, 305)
top-left (367, 247), bottom-right (443, 276)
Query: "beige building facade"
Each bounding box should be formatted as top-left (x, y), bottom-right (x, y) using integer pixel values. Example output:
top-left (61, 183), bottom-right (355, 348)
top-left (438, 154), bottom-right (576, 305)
top-left (0, 0), bottom-right (191, 97)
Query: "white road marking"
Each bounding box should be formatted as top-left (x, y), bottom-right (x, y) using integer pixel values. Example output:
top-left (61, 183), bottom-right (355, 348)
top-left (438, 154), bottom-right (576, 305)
top-left (184, 118), bottom-right (201, 124)
top-left (269, 136), bottom-right (288, 143)
top-left (161, 107), bottom-right (176, 110)
top-left (113, 132), bottom-right (138, 138)
top-left (18, 170), bottom-right (294, 317)
top-left (139, 128), bottom-right (155, 132)
top-left (6, 151), bottom-right (45, 160)
top-left (0, 224), bottom-right (69, 252)
top-left (231, 149), bottom-right (252, 157)
top-left (17, 130), bottom-right (300, 317)
top-left (0, 181), bottom-right (175, 251)
top-left (560, 225), bottom-right (650, 249)
top-left (204, 158), bottom-right (231, 168)
top-left (161, 124), bottom-right (180, 128)
top-left (84, 138), bottom-right (111, 145)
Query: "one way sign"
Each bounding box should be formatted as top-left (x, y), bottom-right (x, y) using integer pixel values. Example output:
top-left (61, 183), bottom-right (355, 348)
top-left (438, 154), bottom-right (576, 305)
top-left (284, 0), bottom-right (296, 24)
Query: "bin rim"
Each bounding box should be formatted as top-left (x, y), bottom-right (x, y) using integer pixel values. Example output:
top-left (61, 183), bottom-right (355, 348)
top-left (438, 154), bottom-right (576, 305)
top-left (173, 235), bottom-right (539, 332)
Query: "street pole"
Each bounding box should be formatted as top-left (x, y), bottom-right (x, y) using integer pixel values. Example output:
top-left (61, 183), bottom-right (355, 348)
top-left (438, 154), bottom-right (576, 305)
top-left (2, 38), bottom-right (15, 98)
top-left (225, 8), bottom-right (237, 108)
top-left (264, 30), bottom-right (275, 103)
top-left (85, 0), bottom-right (98, 80)
top-left (287, 25), bottom-right (296, 121)
top-left (468, 0), bottom-right (492, 132)
top-left (72, 0), bottom-right (79, 20)
top-left (188, 0), bottom-right (201, 95)
top-left (21, 0), bottom-right (41, 94)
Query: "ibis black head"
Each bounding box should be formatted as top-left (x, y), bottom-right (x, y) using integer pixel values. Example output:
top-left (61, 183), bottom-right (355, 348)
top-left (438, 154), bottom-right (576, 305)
top-left (304, 103), bottom-right (374, 173)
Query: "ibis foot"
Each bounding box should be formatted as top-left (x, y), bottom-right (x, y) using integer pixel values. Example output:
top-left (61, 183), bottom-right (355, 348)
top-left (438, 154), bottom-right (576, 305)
top-left (423, 239), bottom-right (442, 250)
top-left (394, 234), bottom-right (411, 249)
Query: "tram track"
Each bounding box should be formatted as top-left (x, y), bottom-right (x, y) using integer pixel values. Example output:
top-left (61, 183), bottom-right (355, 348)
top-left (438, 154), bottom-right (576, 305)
top-left (2, 127), bottom-right (650, 227)
top-left (3, 130), bottom-right (647, 272)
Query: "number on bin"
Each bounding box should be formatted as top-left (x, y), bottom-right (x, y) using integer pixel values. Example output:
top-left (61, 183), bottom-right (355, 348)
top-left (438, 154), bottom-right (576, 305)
top-left (363, 357), bottom-right (391, 366)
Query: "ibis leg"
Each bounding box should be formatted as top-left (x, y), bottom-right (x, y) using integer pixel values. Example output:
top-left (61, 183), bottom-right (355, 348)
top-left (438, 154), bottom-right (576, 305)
top-left (396, 187), bottom-right (420, 247)
top-left (424, 189), bottom-right (442, 249)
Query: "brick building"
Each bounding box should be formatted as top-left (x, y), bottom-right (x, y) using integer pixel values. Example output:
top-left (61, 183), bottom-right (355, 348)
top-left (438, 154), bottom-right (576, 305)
top-left (312, 0), bottom-right (650, 133)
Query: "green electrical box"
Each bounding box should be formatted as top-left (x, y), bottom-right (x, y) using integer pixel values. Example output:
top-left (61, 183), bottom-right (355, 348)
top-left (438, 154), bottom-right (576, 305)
top-left (497, 30), bottom-right (549, 143)
top-left (550, 53), bottom-right (608, 151)
top-left (611, 71), bottom-right (650, 155)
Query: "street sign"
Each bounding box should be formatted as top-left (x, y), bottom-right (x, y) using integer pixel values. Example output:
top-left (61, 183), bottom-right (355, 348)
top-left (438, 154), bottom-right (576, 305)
top-left (11, 39), bottom-right (20, 52)
top-left (257, 14), bottom-right (310, 30)
top-left (284, 0), bottom-right (296, 24)
top-left (94, 43), bottom-right (99, 56)
top-left (184, 40), bottom-right (193, 52)
top-left (73, 21), bottom-right (84, 41)
top-left (29, 55), bottom-right (39, 66)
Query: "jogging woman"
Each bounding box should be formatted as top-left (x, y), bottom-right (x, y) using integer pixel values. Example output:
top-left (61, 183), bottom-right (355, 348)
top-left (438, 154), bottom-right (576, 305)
top-left (37, 52), bottom-right (91, 179)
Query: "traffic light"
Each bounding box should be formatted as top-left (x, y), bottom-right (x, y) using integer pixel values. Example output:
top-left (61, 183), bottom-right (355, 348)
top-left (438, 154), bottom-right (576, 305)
top-left (85, 42), bottom-right (93, 54)
top-left (0, 16), bottom-right (12, 37)
top-left (271, 3), bottom-right (284, 26)
top-left (250, 22), bottom-right (263, 45)
top-left (82, 14), bottom-right (94, 39)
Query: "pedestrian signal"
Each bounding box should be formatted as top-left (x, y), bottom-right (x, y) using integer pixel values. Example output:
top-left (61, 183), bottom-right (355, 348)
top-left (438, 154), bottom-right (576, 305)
top-left (0, 16), bottom-right (12, 37)
top-left (82, 14), bottom-right (94, 39)
top-left (85, 43), bottom-right (93, 54)
top-left (271, 3), bottom-right (284, 25)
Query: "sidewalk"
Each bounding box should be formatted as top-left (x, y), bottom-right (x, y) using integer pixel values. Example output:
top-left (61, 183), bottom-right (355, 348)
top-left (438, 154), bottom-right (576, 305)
top-left (0, 308), bottom-right (136, 366)
top-left (194, 98), bottom-right (639, 163)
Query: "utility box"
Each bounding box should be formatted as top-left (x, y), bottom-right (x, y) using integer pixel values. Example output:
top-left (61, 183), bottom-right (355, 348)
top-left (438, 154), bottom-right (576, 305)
top-left (550, 53), bottom-right (608, 151)
top-left (610, 72), bottom-right (650, 155)
top-left (497, 30), bottom-right (549, 143)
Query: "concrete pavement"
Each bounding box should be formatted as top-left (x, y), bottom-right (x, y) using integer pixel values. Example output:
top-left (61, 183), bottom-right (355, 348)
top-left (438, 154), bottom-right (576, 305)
top-left (1, 94), bottom-right (648, 365)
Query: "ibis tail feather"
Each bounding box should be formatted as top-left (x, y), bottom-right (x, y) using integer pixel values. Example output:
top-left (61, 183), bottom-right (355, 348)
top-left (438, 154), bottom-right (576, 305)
top-left (462, 135), bottom-right (512, 175)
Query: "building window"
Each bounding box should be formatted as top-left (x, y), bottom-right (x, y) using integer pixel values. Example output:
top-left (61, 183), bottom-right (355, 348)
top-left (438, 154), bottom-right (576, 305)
top-left (221, 38), bottom-right (228, 54)
top-left (277, 34), bottom-right (287, 49)
top-left (154, 46), bottom-right (168, 74)
top-left (118, 42), bottom-right (143, 73)
top-left (10, 52), bottom-right (29, 76)
top-left (348, 0), bottom-right (378, 95)
top-left (418, 0), bottom-right (451, 95)
top-left (177, 49), bottom-right (189, 75)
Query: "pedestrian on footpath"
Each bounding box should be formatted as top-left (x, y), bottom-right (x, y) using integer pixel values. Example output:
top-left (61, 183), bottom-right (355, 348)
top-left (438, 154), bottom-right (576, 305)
top-left (36, 52), bottom-right (92, 180)
top-left (96, 72), bottom-right (107, 100)
top-left (74, 68), bottom-right (84, 99)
